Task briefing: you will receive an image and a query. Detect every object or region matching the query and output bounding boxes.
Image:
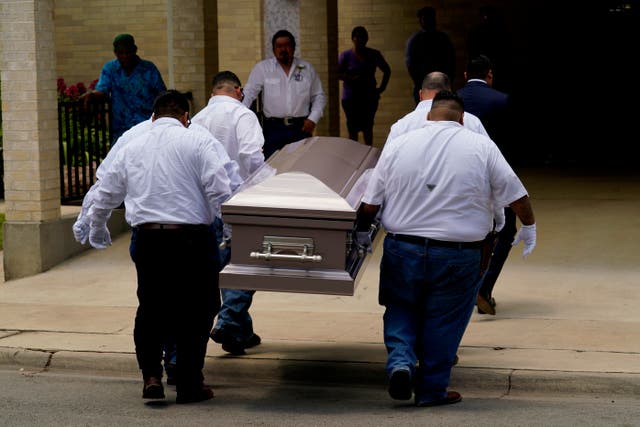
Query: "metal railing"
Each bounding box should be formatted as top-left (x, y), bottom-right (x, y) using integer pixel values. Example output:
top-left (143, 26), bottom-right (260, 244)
top-left (58, 100), bottom-right (112, 204)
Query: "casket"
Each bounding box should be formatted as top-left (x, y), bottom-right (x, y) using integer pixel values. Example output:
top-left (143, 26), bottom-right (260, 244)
top-left (219, 136), bottom-right (380, 296)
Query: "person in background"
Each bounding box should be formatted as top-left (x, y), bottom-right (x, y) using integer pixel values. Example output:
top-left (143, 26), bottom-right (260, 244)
top-left (83, 33), bottom-right (166, 143)
top-left (338, 25), bottom-right (391, 146)
top-left (356, 90), bottom-right (536, 407)
top-left (191, 71), bottom-right (265, 356)
top-left (405, 7), bottom-right (456, 104)
top-left (457, 54), bottom-right (513, 315)
top-left (242, 29), bottom-right (326, 159)
top-left (84, 90), bottom-right (234, 404)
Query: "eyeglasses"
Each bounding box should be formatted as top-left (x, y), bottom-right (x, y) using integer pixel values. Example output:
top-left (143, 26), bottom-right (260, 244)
top-left (187, 115), bottom-right (192, 127)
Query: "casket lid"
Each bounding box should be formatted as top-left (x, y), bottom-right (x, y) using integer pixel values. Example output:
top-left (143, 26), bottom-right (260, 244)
top-left (222, 171), bottom-right (356, 220)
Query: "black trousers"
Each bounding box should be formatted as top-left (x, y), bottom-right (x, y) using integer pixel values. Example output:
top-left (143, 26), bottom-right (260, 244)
top-left (479, 207), bottom-right (517, 298)
top-left (130, 226), bottom-right (220, 392)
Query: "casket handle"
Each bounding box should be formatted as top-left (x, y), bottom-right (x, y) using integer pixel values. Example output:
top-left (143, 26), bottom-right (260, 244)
top-left (250, 236), bottom-right (323, 263)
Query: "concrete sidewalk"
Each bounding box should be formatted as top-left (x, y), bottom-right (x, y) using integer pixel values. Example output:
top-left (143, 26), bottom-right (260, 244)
top-left (1, 168), bottom-right (639, 396)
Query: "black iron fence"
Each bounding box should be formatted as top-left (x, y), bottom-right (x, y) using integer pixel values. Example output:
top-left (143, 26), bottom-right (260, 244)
top-left (58, 100), bottom-right (111, 204)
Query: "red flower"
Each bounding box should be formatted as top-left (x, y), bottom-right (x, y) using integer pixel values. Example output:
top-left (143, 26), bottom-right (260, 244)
top-left (57, 77), bottom-right (67, 96)
top-left (65, 85), bottom-right (80, 99)
top-left (76, 82), bottom-right (87, 95)
top-left (57, 77), bottom-right (99, 101)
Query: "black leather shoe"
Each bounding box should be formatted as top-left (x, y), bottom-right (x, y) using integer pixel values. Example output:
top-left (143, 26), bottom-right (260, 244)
top-left (388, 368), bottom-right (412, 400)
top-left (142, 376), bottom-right (165, 399)
top-left (176, 384), bottom-right (214, 404)
top-left (416, 391), bottom-right (462, 407)
top-left (477, 294), bottom-right (496, 315)
top-left (212, 328), bottom-right (262, 356)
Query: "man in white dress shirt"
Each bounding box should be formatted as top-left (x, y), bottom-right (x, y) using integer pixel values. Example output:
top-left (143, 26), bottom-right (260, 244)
top-left (385, 71), bottom-right (488, 146)
top-left (192, 71), bottom-right (265, 355)
top-left (74, 95), bottom-right (244, 386)
top-left (86, 90), bottom-right (234, 404)
top-left (242, 29), bottom-right (327, 159)
top-left (356, 90), bottom-right (536, 407)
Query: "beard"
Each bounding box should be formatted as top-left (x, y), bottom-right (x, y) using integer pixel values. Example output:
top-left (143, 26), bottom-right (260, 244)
top-left (277, 51), bottom-right (291, 65)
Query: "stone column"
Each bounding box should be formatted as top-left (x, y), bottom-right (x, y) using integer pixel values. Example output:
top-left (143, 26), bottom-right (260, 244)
top-left (0, 0), bottom-right (128, 280)
top-left (263, 0), bottom-right (300, 58)
top-left (0, 0), bottom-right (61, 280)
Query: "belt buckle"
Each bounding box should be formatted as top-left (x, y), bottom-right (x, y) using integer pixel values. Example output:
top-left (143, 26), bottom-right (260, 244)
top-left (283, 116), bottom-right (293, 126)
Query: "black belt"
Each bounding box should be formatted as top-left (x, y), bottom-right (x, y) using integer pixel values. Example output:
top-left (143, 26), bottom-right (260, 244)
top-left (265, 116), bottom-right (307, 126)
top-left (387, 233), bottom-right (483, 249)
top-left (137, 223), bottom-right (208, 231)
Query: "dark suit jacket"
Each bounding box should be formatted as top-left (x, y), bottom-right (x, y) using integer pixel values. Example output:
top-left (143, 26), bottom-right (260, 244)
top-left (457, 80), bottom-right (511, 158)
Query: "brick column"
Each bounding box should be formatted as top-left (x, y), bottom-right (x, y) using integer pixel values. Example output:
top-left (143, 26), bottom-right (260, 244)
top-left (170, 0), bottom-right (208, 112)
top-left (0, 0), bottom-right (61, 279)
top-left (0, 0), bottom-right (129, 280)
top-left (0, 0), bottom-right (59, 222)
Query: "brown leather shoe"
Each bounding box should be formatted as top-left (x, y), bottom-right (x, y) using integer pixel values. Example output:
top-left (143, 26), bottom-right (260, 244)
top-left (176, 384), bottom-right (214, 404)
top-left (416, 391), bottom-right (462, 407)
top-left (477, 294), bottom-right (496, 315)
top-left (142, 376), bottom-right (165, 399)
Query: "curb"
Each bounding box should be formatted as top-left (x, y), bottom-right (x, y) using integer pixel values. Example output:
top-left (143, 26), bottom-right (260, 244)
top-left (2, 346), bottom-right (639, 396)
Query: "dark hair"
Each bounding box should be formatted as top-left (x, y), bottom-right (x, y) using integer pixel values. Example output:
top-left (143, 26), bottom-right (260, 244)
top-left (417, 6), bottom-right (436, 30)
top-left (351, 26), bottom-right (368, 40)
top-left (113, 33), bottom-right (136, 50)
top-left (432, 90), bottom-right (464, 111)
top-left (211, 70), bottom-right (242, 89)
top-left (421, 71), bottom-right (451, 91)
top-left (153, 90), bottom-right (190, 119)
top-left (271, 29), bottom-right (296, 50)
top-left (417, 6), bottom-right (435, 19)
top-left (466, 55), bottom-right (492, 80)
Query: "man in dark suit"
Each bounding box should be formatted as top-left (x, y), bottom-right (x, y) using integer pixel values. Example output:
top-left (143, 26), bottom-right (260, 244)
top-left (457, 54), bottom-right (513, 316)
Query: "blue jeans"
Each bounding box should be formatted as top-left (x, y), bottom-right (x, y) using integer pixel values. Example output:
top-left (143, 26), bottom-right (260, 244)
top-left (212, 218), bottom-right (255, 343)
top-left (379, 235), bottom-right (481, 404)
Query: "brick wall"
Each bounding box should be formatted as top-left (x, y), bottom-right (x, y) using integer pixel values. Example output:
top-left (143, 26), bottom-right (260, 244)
top-left (50, 0), bottom-right (519, 147)
top-left (54, 0), bottom-right (169, 90)
top-left (216, 0), bottom-right (263, 89)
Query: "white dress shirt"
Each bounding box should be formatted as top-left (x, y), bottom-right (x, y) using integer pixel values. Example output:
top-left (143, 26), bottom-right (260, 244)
top-left (363, 120), bottom-right (527, 242)
top-left (385, 99), bottom-right (488, 147)
top-left (89, 117), bottom-right (233, 227)
top-left (192, 95), bottom-right (264, 180)
top-left (78, 119), bottom-right (242, 221)
top-left (242, 57), bottom-right (326, 124)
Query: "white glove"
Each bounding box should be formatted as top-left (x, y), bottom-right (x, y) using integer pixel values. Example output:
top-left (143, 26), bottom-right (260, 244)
top-left (222, 222), bottom-right (232, 241)
top-left (73, 215), bottom-right (90, 244)
top-left (493, 207), bottom-right (505, 233)
top-left (354, 231), bottom-right (373, 254)
top-left (89, 223), bottom-right (112, 249)
top-left (512, 223), bottom-right (536, 257)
